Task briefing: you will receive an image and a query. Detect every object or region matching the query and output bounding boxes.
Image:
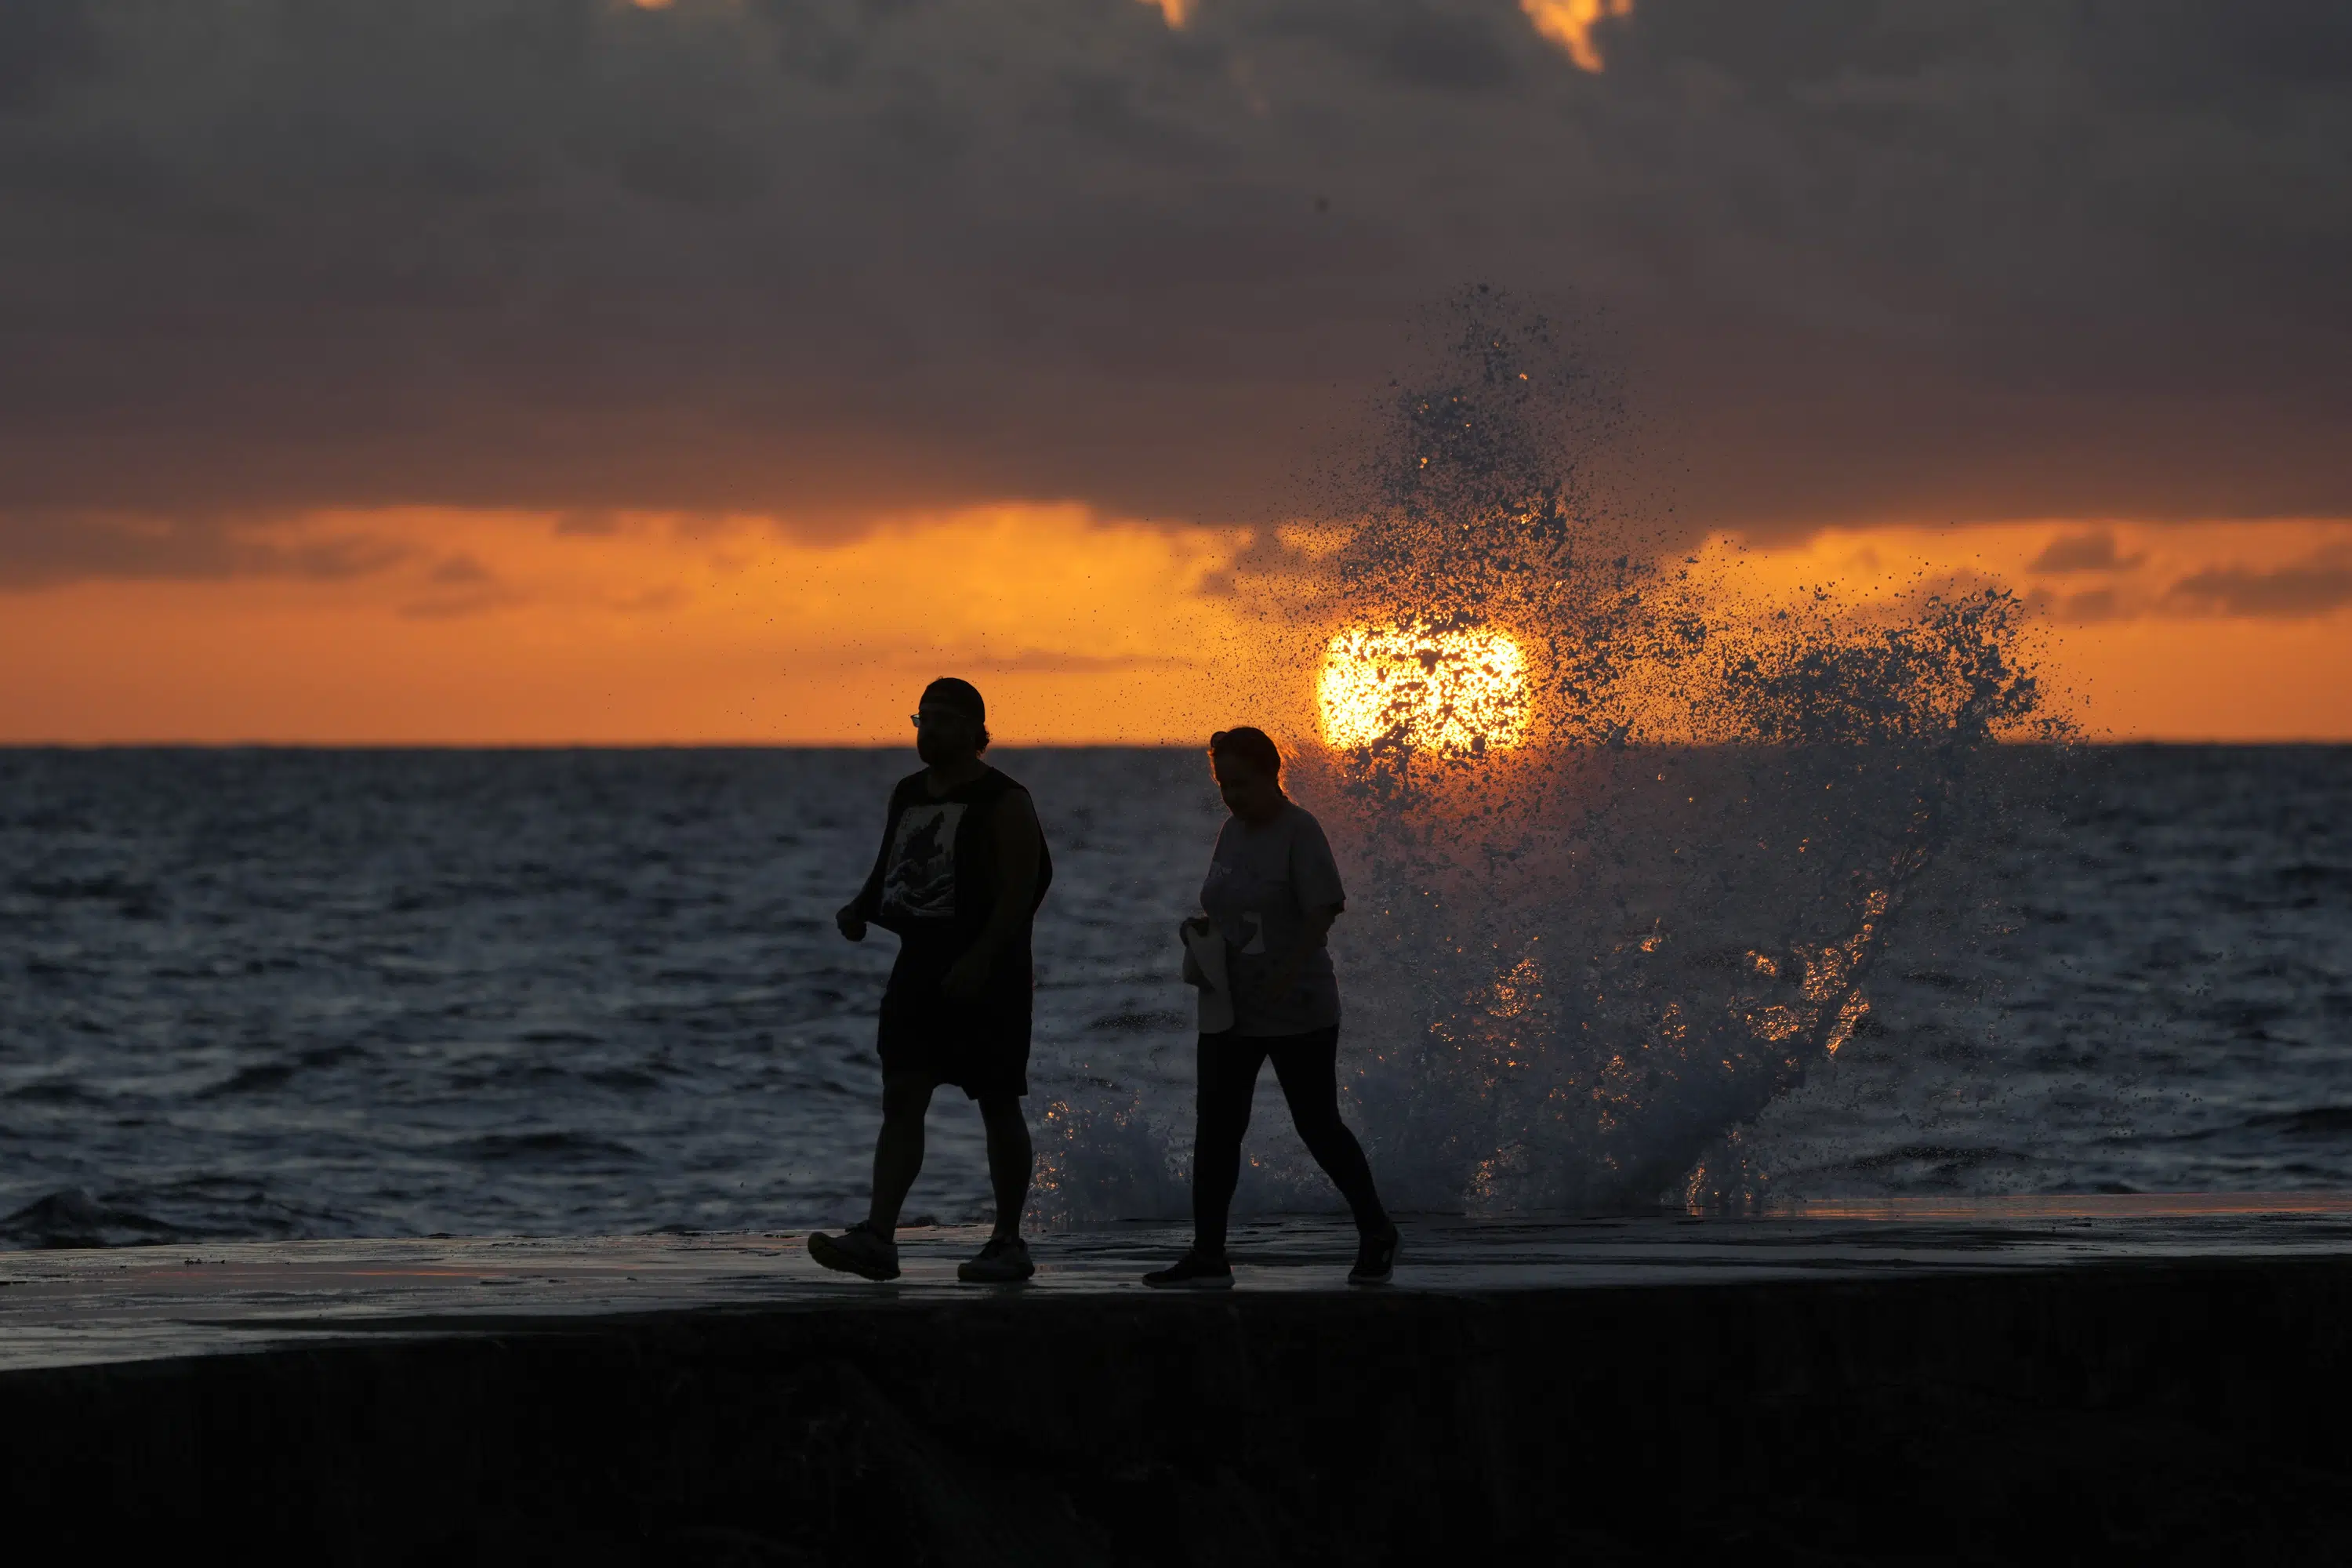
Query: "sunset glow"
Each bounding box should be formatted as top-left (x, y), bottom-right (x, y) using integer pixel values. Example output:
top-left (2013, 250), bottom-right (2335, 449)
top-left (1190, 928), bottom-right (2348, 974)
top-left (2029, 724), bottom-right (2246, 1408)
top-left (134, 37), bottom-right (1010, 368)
top-left (4, 513), bottom-right (2351, 745)
top-left (0, 505), bottom-right (1248, 746)
top-left (1318, 626), bottom-right (1531, 753)
top-left (1521, 0), bottom-right (1634, 73)
top-left (1137, 0), bottom-right (1192, 31)
top-left (1690, 521), bottom-right (2352, 742)
top-left (6, 5), bottom-right (2345, 748)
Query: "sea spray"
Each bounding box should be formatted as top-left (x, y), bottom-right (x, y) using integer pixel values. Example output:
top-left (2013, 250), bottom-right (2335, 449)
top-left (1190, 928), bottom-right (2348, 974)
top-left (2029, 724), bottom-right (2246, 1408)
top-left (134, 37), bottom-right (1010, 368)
top-left (1031, 293), bottom-right (2063, 1225)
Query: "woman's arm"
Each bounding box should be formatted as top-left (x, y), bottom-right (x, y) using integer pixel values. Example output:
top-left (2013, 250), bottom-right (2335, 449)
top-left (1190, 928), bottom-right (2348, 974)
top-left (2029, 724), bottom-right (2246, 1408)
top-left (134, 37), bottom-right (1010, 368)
top-left (1265, 902), bottom-right (1340, 998)
top-left (1265, 811), bottom-right (1345, 997)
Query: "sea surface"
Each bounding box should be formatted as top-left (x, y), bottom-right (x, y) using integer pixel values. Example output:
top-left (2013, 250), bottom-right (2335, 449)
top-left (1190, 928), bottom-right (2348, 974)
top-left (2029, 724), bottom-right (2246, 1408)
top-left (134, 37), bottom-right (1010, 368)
top-left (1, 746), bottom-right (2346, 1247)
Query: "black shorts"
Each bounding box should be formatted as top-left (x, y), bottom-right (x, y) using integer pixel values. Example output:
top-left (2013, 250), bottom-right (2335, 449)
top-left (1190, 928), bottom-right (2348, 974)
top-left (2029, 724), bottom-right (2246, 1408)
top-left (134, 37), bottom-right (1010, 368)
top-left (876, 948), bottom-right (1032, 1099)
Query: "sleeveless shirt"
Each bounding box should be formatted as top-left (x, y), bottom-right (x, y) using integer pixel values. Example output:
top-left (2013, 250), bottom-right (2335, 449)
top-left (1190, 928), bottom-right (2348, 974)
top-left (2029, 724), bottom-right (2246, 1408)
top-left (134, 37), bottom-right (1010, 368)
top-left (857, 766), bottom-right (1053, 990)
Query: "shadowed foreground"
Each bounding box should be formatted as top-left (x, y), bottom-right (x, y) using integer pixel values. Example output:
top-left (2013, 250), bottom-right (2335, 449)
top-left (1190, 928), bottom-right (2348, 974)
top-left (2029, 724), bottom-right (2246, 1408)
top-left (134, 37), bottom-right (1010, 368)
top-left (6, 1210), bottom-right (2352, 1562)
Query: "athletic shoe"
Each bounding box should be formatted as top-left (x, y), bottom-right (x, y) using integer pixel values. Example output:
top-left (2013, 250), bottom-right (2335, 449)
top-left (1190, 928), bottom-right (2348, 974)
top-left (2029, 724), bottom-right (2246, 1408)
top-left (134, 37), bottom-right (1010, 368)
top-left (956, 1235), bottom-right (1036, 1283)
top-left (1142, 1250), bottom-right (1233, 1290)
top-left (1348, 1223), bottom-right (1399, 1286)
top-left (808, 1221), bottom-right (900, 1281)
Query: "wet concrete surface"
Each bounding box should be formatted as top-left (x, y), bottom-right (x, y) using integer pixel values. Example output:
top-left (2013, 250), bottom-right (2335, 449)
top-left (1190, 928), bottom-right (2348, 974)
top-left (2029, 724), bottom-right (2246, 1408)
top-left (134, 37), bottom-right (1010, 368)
top-left (6, 1198), bottom-right (2352, 1562)
top-left (9, 1194), bottom-right (2352, 1372)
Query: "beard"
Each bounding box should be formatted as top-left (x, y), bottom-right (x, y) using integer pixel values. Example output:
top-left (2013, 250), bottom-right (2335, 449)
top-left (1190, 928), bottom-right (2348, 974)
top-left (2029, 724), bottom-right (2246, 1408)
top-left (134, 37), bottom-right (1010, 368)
top-left (916, 729), bottom-right (971, 768)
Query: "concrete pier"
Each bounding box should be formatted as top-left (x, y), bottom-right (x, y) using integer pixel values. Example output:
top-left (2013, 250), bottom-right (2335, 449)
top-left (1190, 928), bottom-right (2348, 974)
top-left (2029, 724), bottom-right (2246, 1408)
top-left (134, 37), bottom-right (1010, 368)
top-left (6, 1198), bottom-right (2352, 1562)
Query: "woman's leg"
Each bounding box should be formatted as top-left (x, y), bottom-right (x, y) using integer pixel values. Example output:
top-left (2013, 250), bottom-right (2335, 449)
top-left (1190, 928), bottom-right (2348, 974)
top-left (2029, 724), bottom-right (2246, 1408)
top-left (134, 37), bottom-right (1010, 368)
top-left (1268, 1029), bottom-right (1390, 1235)
top-left (1191, 1031), bottom-right (1266, 1255)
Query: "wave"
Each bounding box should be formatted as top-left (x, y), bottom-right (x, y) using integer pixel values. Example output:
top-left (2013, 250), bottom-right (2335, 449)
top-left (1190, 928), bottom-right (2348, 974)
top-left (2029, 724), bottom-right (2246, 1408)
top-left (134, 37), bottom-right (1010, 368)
top-left (2243, 1109), bottom-right (2352, 1138)
top-left (1, 1188), bottom-right (185, 1249)
top-left (197, 1063), bottom-right (298, 1098)
top-left (456, 1131), bottom-right (646, 1165)
top-left (1035, 294), bottom-right (2062, 1225)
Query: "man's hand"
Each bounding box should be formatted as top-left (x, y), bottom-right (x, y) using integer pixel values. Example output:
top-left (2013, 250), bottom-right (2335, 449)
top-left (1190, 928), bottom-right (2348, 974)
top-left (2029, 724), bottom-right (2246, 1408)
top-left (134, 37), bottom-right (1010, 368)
top-left (942, 949), bottom-right (990, 1002)
top-left (836, 904), bottom-right (868, 942)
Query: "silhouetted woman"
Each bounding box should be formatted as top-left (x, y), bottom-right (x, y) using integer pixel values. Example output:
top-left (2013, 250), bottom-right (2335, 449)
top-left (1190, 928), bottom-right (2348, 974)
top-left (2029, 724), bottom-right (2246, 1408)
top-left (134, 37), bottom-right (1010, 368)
top-left (1145, 727), bottom-right (1398, 1288)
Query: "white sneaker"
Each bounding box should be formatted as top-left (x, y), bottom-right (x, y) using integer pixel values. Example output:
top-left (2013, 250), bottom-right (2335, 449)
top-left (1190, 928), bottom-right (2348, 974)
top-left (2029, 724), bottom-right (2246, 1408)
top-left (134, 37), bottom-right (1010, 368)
top-left (956, 1235), bottom-right (1035, 1283)
top-left (808, 1221), bottom-right (900, 1281)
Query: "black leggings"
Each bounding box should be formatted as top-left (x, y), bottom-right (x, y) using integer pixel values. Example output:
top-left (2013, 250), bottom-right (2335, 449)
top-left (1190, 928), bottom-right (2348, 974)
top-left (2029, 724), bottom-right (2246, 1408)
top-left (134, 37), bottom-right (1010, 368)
top-left (1191, 1026), bottom-right (1389, 1253)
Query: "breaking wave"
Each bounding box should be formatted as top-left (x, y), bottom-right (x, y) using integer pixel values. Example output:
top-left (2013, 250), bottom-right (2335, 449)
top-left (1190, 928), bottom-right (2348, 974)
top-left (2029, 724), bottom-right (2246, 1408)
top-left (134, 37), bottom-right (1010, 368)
top-left (1035, 292), bottom-right (2064, 1224)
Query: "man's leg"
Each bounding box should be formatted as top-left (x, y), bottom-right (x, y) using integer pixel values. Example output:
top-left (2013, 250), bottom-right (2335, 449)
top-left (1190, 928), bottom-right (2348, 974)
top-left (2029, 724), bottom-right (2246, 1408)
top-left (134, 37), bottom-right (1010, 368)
top-left (866, 1071), bottom-right (938, 1236)
top-left (975, 1094), bottom-right (1033, 1240)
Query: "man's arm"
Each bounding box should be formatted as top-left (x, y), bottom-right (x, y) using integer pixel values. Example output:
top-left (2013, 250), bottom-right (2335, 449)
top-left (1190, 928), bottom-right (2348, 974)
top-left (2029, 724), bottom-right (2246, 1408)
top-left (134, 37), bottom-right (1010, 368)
top-left (837, 799), bottom-right (897, 942)
top-left (942, 789), bottom-right (1042, 1000)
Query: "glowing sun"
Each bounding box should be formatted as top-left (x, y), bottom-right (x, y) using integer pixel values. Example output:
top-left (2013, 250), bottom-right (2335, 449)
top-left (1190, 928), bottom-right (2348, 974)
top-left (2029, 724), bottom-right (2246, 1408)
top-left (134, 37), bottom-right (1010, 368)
top-left (1318, 626), bottom-right (1531, 753)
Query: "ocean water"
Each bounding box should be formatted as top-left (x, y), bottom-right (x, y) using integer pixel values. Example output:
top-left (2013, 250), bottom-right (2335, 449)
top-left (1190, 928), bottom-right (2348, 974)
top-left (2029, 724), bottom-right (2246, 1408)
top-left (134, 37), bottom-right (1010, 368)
top-left (2, 744), bottom-right (2345, 1249)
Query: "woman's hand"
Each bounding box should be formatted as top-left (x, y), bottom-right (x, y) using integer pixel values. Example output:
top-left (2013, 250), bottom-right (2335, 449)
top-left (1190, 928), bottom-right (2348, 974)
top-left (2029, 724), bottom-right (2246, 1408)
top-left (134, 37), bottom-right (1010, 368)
top-left (1178, 916), bottom-right (1210, 988)
top-left (836, 904), bottom-right (867, 942)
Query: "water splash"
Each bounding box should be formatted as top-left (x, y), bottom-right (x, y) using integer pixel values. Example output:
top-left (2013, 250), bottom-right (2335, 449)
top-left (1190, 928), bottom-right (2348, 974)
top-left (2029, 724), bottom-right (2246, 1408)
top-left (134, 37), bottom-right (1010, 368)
top-left (1036, 291), bottom-right (2063, 1225)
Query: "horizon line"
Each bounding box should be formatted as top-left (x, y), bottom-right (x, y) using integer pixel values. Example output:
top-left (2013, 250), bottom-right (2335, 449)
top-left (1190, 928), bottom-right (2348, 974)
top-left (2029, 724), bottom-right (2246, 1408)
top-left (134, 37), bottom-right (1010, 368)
top-left (4, 737), bottom-right (2350, 752)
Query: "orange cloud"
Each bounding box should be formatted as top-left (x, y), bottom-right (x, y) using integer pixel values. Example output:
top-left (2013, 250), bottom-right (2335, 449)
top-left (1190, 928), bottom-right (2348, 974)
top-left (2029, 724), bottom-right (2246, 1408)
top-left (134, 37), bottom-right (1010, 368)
top-left (6, 508), bottom-right (2351, 744)
top-left (0, 506), bottom-right (1253, 745)
top-left (1740, 519), bottom-right (2352, 626)
top-left (1718, 520), bottom-right (2352, 740)
top-left (1522, 0), bottom-right (1633, 73)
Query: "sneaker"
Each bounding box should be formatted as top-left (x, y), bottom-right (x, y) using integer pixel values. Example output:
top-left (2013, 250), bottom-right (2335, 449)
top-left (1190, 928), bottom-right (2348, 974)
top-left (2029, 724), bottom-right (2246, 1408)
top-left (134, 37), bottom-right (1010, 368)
top-left (808, 1221), bottom-right (900, 1281)
top-left (957, 1235), bottom-right (1035, 1283)
top-left (1142, 1250), bottom-right (1233, 1290)
top-left (1348, 1223), bottom-right (1399, 1286)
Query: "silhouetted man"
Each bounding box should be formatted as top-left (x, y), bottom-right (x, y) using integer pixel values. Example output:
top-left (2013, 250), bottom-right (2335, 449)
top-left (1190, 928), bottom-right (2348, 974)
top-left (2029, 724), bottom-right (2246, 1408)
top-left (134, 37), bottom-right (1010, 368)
top-left (810, 678), bottom-right (1052, 1283)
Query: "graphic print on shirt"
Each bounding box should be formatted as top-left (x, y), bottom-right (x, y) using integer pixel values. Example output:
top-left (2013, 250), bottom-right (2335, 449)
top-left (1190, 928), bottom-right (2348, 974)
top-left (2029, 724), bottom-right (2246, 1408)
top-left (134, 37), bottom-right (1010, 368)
top-left (880, 802), bottom-right (965, 922)
top-left (1238, 912), bottom-right (1267, 955)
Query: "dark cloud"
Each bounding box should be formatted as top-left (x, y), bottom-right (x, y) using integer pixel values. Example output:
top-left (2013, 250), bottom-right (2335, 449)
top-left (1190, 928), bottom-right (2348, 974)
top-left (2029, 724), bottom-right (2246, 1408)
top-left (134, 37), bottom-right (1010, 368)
top-left (2167, 553), bottom-right (2352, 618)
top-left (1, 0), bottom-right (2347, 584)
top-left (2059, 587), bottom-right (2120, 623)
top-left (0, 0), bottom-right (101, 114)
top-left (2028, 531), bottom-right (2140, 573)
top-left (0, 510), bottom-right (406, 589)
top-left (427, 554), bottom-right (494, 586)
top-left (399, 555), bottom-right (517, 619)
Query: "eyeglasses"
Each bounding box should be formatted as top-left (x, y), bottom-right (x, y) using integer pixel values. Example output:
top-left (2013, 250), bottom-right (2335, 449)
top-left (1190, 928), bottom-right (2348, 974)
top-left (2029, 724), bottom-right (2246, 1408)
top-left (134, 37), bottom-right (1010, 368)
top-left (909, 711), bottom-right (973, 730)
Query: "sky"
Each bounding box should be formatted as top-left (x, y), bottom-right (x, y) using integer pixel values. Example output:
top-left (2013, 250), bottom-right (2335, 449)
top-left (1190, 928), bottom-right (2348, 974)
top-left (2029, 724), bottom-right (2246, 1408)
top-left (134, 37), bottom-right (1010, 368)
top-left (3, 0), bottom-right (2348, 743)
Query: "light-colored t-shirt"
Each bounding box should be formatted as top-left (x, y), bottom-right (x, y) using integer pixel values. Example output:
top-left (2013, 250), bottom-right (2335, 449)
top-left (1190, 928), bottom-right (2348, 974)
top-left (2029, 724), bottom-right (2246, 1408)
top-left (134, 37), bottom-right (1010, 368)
top-left (1199, 802), bottom-right (1346, 1036)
